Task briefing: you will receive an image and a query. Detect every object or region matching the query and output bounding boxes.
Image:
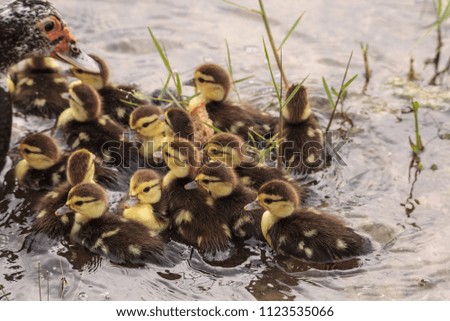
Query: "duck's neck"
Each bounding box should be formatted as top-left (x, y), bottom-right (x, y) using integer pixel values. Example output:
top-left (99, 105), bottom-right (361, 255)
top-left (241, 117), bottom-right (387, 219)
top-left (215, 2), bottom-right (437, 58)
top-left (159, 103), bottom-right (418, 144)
top-left (261, 210), bottom-right (281, 247)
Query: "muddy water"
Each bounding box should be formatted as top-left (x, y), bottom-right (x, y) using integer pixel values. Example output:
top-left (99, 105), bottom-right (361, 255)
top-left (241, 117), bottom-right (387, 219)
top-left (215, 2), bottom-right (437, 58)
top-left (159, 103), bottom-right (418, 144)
top-left (1, 0), bottom-right (450, 300)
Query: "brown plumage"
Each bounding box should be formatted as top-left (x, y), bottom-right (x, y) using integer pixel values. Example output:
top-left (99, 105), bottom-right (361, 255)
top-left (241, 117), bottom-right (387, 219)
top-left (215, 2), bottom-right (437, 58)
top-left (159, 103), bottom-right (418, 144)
top-left (280, 85), bottom-right (324, 174)
top-left (59, 183), bottom-right (170, 265)
top-left (204, 132), bottom-right (303, 198)
top-left (162, 138), bottom-right (232, 253)
top-left (252, 180), bottom-right (373, 263)
top-left (8, 57), bottom-right (68, 117)
top-left (187, 63), bottom-right (278, 143)
top-left (164, 107), bottom-right (194, 142)
top-left (71, 54), bottom-right (149, 126)
top-left (191, 161), bottom-right (264, 241)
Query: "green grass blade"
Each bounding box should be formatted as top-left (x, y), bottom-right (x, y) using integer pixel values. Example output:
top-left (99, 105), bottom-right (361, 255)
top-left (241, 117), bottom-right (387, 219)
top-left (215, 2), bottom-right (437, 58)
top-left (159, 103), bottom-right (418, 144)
top-left (263, 37), bottom-right (281, 105)
top-left (201, 121), bottom-right (223, 133)
top-left (278, 12), bottom-right (304, 50)
top-left (342, 74), bottom-right (358, 91)
top-left (175, 72), bottom-right (182, 97)
top-left (222, 0), bottom-right (262, 14)
top-left (148, 27), bottom-right (174, 75)
top-left (322, 77), bottom-right (335, 110)
top-left (225, 39), bottom-right (233, 79)
top-left (233, 75), bottom-right (254, 84)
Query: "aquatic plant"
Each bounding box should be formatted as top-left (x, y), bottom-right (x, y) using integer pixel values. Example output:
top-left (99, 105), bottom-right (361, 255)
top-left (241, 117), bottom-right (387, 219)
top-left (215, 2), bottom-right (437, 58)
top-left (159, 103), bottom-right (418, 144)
top-left (225, 39), bottom-right (254, 103)
top-left (323, 52), bottom-right (358, 132)
top-left (0, 284), bottom-right (10, 301)
top-left (361, 43), bottom-right (371, 93)
top-left (409, 100), bottom-right (424, 156)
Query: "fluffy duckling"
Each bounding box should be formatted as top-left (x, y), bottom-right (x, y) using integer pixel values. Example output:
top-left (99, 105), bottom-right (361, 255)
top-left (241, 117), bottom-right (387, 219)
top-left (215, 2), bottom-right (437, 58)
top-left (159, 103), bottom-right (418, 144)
top-left (203, 132), bottom-right (303, 197)
top-left (55, 182), bottom-right (168, 264)
top-left (33, 148), bottom-right (123, 239)
top-left (186, 63), bottom-right (278, 142)
top-left (185, 161), bottom-right (264, 241)
top-left (129, 104), bottom-right (166, 167)
top-left (162, 138), bottom-right (232, 253)
top-left (15, 133), bottom-right (67, 190)
top-left (123, 169), bottom-right (169, 235)
top-left (8, 57), bottom-right (68, 117)
top-left (280, 85), bottom-right (324, 173)
top-left (163, 107), bottom-right (194, 142)
top-left (70, 54), bottom-right (149, 126)
top-left (245, 180), bottom-right (373, 263)
top-left (57, 81), bottom-right (137, 169)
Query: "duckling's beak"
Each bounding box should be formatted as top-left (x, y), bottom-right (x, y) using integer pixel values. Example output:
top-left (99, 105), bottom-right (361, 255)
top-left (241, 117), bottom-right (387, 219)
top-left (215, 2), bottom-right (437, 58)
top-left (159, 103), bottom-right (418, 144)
top-left (55, 205), bottom-right (74, 216)
top-left (244, 200), bottom-right (262, 211)
top-left (183, 78), bottom-right (196, 87)
top-left (124, 196), bottom-right (139, 209)
top-left (184, 181), bottom-right (199, 190)
top-left (54, 43), bottom-right (100, 74)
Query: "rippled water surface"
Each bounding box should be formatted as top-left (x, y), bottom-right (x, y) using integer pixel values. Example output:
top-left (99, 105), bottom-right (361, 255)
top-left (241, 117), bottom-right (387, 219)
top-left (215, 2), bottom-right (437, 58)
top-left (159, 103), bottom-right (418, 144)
top-left (1, 0), bottom-right (450, 300)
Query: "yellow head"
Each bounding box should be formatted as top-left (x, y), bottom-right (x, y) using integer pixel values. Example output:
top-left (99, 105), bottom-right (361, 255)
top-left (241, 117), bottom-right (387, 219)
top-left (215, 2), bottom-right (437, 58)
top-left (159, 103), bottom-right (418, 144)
top-left (203, 133), bottom-right (249, 167)
top-left (68, 81), bottom-right (102, 122)
top-left (70, 54), bottom-right (108, 90)
top-left (246, 180), bottom-right (299, 219)
top-left (187, 64), bottom-right (231, 103)
top-left (67, 149), bottom-right (96, 186)
top-left (18, 133), bottom-right (61, 170)
top-left (64, 183), bottom-right (109, 220)
top-left (162, 138), bottom-right (201, 178)
top-left (163, 107), bottom-right (194, 141)
top-left (282, 85), bottom-right (311, 124)
top-left (129, 169), bottom-right (162, 204)
top-left (186, 161), bottom-right (237, 199)
top-left (129, 105), bottom-right (164, 139)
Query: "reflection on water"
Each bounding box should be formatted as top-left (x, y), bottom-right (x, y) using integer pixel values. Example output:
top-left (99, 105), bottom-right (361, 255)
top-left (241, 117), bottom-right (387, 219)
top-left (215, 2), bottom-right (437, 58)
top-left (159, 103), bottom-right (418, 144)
top-left (1, 0), bottom-right (450, 300)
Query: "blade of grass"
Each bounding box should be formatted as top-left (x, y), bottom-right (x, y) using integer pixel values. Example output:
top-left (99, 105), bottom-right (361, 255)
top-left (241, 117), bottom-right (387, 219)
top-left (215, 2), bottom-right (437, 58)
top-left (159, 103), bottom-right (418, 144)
top-left (342, 74), bottom-right (358, 91)
top-left (225, 39), bottom-right (242, 102)
top-left (263, 38), bottom-right (281, 105)
top-left (278, 12), bottom-right (304, 50)
top-left (322, 77), bottom-right (335, 110)
top-left (233, 75), bottom-right (255, 84)
top-left (222, 0), bottom-right (262, 14)
top-left (38, 261), bottom-right (42, 301)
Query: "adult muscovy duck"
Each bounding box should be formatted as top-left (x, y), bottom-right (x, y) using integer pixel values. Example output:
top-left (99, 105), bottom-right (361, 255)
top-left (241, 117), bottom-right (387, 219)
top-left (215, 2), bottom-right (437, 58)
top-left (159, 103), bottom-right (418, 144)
top-left (0, 0), bottom-right (99, 171)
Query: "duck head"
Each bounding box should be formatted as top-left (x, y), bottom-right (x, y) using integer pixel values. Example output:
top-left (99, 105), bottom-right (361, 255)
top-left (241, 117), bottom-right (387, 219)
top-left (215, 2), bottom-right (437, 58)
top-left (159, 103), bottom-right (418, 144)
top-left (282, 85), bottom-right (311, 124)
top-left (0, 0), bottom-right (99, 74)
top-left (185, 64), bottom-right (231, 103)
top-left (244, 180), bottom-right (300, 218)
top-left (162, 138), bottom-right (201, 178)
top-left (129, 105), bottom-right (164, 139)
top-left (127, 169), bottom-right (162, 206)
top-left (70, 54), bottom-right (109, 90)
top-left (68, 81), bottom-right (102, 122)
top-left (163, 107), bottom-right (194, 141)
top-left (203, 132), bottom-right (252, 167)
top-left (18, 132), bottom-right (61, 170)
top-left (66, 148), bottom-right (96, 186)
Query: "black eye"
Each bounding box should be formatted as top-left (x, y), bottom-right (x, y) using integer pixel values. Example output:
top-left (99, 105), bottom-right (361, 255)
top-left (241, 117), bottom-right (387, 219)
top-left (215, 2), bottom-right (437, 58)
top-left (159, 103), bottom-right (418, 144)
top-left (164, 152), bottom-right (170, 158)
top-left (198, 77), bottom-right (206, 83)
top-left (210, 149), bottom-right (219, 155)
top-left (44, 21), bottom-right (55, 32)
top-left (142, 122), bottom-right (150, 128)
top-left (23, 148), bottom-right (32, 154)
top-left (74, 201), bottom-right (83, 206)
top-left (75, 68), bottom-right (84, 74)
top-left (264, 199), bottom-right (273, 204)
top-left (202, 179), bottom-right (210, 184)
top-left (143, 187), bottom-right (151, 193)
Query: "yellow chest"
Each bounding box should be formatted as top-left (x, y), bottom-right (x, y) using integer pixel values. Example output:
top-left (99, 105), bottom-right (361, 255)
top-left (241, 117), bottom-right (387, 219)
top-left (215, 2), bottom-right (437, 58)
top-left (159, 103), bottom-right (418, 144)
top-left (261, 211), bottom-right (279, 247)
top-left (123, 203), bottom-right (167, 234)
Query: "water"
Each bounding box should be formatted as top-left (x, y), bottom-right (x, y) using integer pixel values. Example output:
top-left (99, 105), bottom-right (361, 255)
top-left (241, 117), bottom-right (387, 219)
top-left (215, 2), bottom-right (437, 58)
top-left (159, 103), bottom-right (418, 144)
top-left (1, 0), bottom-right (450, 301)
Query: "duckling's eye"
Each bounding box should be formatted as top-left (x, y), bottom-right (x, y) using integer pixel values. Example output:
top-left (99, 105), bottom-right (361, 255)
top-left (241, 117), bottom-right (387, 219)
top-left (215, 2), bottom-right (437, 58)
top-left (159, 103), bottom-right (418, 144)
top-left (142, 122), bottom-right (150, 128)
top-left (75, 68), bottom-right (84, 74)
top-left (209, 149), bottom-right (219, 155)
top-left (198, 77), bottom-right (206, 83)
top-left (164, 152), bottom-right (171, 158)
top-left (23, 148), bottom-right (32, 154)
top-left (44, 21), bottom-right (56, 32)
top-left (202, 179), bottom-right (210, 184)
top-left (143, 187), bottom-right (151, 193)
top-left (74, 201), bottom-right (83, 206)
top-left (264, 199), bottom-right (273, 204)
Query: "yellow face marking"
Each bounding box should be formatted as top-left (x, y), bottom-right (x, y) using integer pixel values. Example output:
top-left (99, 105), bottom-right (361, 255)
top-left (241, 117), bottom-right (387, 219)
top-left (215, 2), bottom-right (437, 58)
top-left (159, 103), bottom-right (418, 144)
top-left (67, 195), bottom-right (106, 220)
top-left (194, 71), bottom-right (226, 102)
top-left (133, 115), bottom-right (165, 138)
top-left (195, 173), bottom-right (232, 198)
top-left (204, 143), bottom-right (240, 167)
top-left (19, 144), bottom-right (57, 170)
top-left (258, 193), bottom-right (295, 218)
top-left (72, 68), bottom-right (104, 90)
top-left (131, 179), bottom-right (161, 204)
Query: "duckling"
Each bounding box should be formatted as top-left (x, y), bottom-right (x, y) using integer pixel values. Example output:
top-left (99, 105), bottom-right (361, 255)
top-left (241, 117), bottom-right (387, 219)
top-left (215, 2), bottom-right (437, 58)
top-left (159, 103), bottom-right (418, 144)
top-left (162, 138), bottom-right (232, 253)
top-left (15, 133), bottom-right (67, 191)
top-left (280, 85), bottom-right (324, 173)
top-left (0, 0), bottom-right (99, 172)
top-left (203, 132), bottom-right (303, 197)
top-left (123, 169), bottom-right (169, 235)
top-left (129, 104), bottom-right (166, 167)
top-left (163, 107), bottom-right (195, 142)
top-left (57, 81), bottom-right (138, 169)
top-left (185, 63), bottom-right (278, 142)
top-left (55, 182), bottom-right (169, 264)
top-left (70, 54), bottom-right (149, 126)
top-left (244, 180), bottom-right (373, 263)
top-left (185, 161), bottom-right (264, 241)
top-left (33, 148), bottom-right (124, 239)
top-left (8, 57), bottom-right (68, 117)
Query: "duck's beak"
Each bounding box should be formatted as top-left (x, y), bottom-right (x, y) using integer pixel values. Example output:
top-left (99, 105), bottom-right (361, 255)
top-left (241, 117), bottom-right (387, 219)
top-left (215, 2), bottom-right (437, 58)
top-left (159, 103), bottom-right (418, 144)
top-left (55, 205), bottom-right (73, 216)
top-left (153, 150), bottom-right (163, 160)
top-left (124, 196), bottom-right (139, 209)
top-left (244, 200), bottom-right (262, 211)
top-left (183, 78), bottom-right (196, 87)
top-left (184, 181), bottom-right (198, 190)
